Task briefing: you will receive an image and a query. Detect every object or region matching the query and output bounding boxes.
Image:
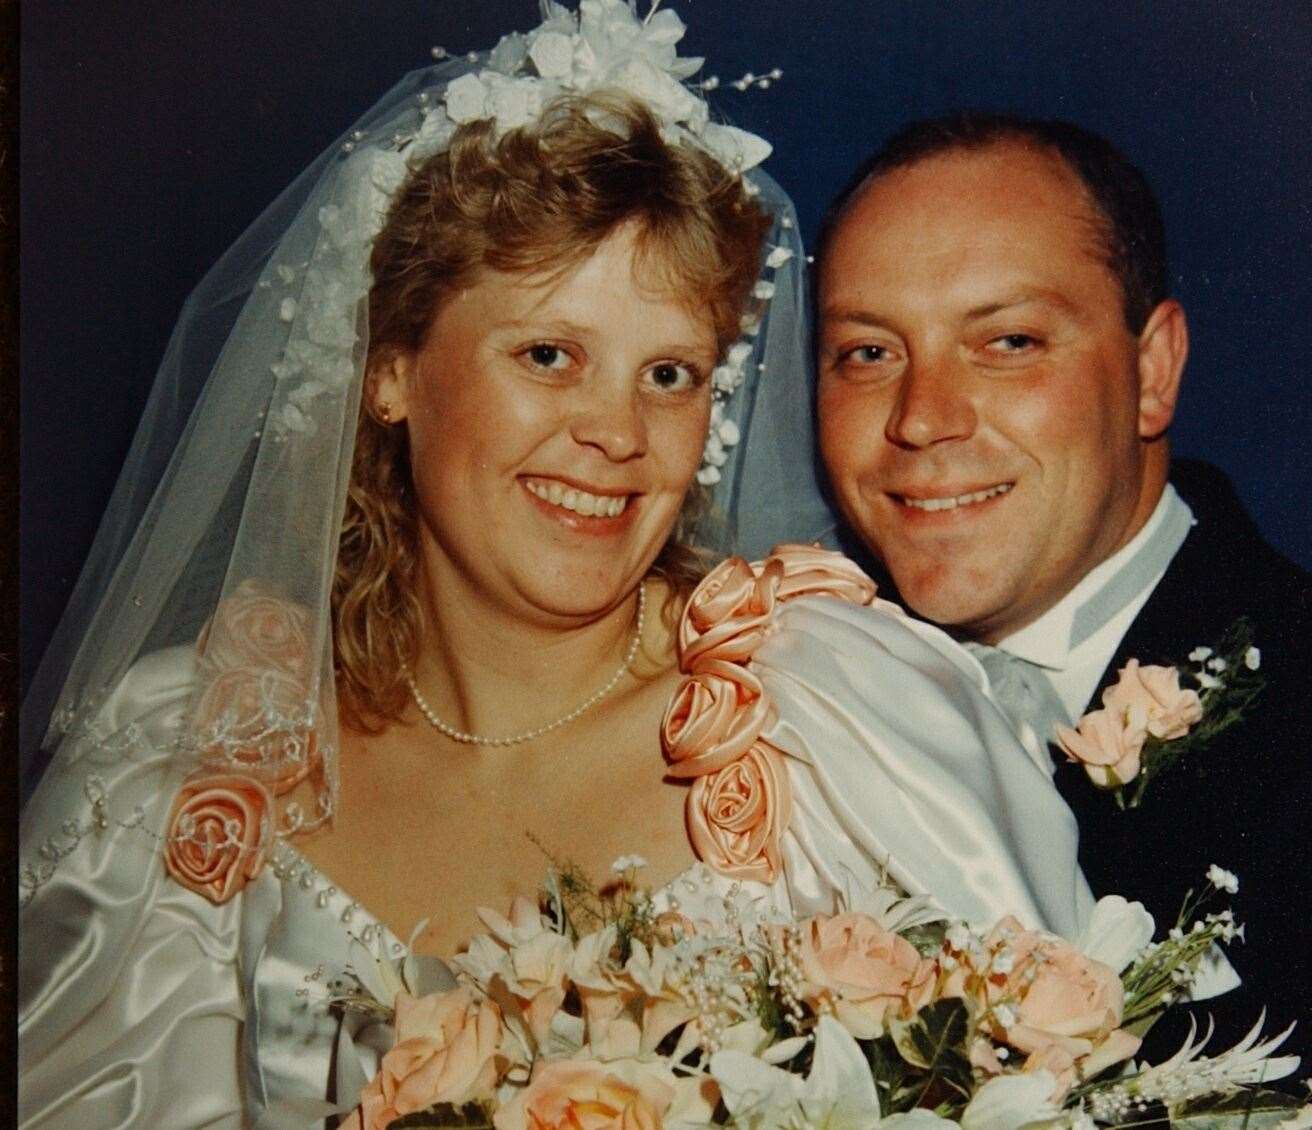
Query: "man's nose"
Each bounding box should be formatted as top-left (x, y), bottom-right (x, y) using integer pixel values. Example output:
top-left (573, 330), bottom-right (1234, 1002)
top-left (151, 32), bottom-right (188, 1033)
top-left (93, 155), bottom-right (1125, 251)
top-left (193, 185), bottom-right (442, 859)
top-left (568, 376), bottom-right (648, 462)
top-left (884, 352), bottom-right (977, 449)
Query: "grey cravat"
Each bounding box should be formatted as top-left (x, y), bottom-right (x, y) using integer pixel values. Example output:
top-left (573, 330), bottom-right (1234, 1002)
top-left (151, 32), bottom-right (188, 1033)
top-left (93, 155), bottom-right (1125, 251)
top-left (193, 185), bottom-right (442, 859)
top-left (965, 642), bottom-right (1071, 752)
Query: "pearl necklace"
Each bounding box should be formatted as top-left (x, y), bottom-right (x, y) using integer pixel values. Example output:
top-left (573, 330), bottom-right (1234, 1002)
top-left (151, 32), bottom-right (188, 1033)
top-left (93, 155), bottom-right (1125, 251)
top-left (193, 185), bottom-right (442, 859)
top-left (404, 584), bottom-right (646, 747)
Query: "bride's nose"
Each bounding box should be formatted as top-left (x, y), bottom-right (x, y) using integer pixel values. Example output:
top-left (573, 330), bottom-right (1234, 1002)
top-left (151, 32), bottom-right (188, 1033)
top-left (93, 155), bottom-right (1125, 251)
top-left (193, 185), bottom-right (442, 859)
top-left (568, 374), bottom-right (648, 461)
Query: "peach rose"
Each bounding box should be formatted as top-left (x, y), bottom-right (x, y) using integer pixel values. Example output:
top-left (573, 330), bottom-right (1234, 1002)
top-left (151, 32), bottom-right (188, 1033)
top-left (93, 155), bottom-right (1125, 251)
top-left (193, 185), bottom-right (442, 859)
top-left (792, 912), bottom-right (937, 1038)
top-left (348, 987), bottom-right (506, 1130)
top-left (1102, 659), bottom-right (1203, 741)
top-left (661, 661), bottom-right (772, 778)
top-left (677, 557), bottom-right (779, 672)
top-left (191, 666), bottom-right (320, 795)
top-left (493, 1059), bottom-right (674, 1130)
top-left (164, 771), bottom-right (272, 904)
top-left (761, 544), bottom-right (878, 606)
top-left (1054, 707), bottom-right (1147, 788)
top-left (686, 743), bottom-right (791, 883)
top-left (197, 581), bottom-right (313, 682)
top-left (947, 918), bottom-right (1139, 1100)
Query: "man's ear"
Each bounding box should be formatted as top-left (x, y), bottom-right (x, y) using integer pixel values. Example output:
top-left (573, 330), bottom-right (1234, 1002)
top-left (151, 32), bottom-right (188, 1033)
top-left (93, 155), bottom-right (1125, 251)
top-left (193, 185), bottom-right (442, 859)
top-left (367, 348), bottom-right (414, 424)
top-left (1136, 299), bottom-right (1188, 440)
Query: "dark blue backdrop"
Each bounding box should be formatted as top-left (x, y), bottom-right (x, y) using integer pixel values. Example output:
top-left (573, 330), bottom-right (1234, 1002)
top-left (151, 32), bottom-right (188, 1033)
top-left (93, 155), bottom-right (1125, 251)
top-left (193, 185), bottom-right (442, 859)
top-left (20, 1), bottom-right (1312, 682)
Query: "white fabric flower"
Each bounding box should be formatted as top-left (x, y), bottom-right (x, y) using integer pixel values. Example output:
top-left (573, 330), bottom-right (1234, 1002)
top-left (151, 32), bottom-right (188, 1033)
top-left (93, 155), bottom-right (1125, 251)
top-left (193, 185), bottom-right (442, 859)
top-left (488, 30), bottom-right (529, 76)
top-left (412, 107), bottom-right (457, 159)
top-left (529, 29), bottom-right (576, 78)
top-left (444, 72), bottom-right (490, 123)
top-left (608, 56), bottom-right (702, 124)
top-left (700, 122), bottom-right (773, 171)
top-left (765, 245), bottom-right (795, 269)
top-left (486, 74), bottom-right (545, 133)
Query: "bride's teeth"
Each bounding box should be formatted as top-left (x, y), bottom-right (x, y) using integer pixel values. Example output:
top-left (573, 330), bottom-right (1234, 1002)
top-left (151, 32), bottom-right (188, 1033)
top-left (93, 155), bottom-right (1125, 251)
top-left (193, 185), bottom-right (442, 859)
top-left (526, 479), bottom-right (629, 517)
top-left (903, 483), bottom-right (1011, 511)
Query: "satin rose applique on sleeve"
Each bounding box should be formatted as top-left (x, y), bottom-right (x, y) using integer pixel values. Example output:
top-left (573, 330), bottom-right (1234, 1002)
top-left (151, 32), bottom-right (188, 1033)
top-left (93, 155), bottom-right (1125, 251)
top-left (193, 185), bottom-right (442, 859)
top-left (661, 544), bottom-right (876, 883)
top-left (166, 582), bottom-right (323, 904)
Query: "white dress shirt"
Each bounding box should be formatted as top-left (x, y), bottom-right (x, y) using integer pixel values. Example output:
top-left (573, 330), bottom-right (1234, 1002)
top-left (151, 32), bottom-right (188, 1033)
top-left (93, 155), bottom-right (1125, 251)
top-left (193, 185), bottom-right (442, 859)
top-left (994, 484), bottom-right (1196, 729)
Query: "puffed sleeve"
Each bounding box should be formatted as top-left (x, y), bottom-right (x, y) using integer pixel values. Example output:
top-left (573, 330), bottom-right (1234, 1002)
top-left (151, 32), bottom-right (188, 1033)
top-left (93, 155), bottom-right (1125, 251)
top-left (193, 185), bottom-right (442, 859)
top-left (757, 597), bottom-right (1095, 938)
top-left (19, 646), bottom-right (247, 1128)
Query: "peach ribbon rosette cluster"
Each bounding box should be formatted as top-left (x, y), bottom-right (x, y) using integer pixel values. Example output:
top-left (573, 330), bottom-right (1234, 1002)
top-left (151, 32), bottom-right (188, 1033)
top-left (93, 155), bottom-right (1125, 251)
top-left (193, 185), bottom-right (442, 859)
top-left (661, 545), bottom-right (876, 883)
top-left (165, 581), bottom-right (325, 904)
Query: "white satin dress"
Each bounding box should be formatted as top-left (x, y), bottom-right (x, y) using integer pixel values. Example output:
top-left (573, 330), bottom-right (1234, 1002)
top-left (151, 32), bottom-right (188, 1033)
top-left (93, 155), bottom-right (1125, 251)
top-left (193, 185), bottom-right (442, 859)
top-left (18, 594), bottom-right (1093, 1128)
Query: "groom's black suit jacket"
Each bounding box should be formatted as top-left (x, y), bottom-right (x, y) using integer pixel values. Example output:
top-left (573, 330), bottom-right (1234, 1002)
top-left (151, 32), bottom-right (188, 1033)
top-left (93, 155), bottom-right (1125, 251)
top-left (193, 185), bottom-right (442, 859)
top-left (1051, 459), bottom-right (1312, 1064)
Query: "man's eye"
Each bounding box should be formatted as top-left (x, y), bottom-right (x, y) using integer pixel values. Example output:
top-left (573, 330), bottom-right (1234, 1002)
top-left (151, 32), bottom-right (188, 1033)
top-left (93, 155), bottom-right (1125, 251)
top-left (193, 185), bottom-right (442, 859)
top-left (988, 333), bottom-right (1039, 352)
top-left (524, 343), bottom-right (571, 370)
top-left (841, 345), bottom-right (890, 364)
top-left (645, 361), bottom-right (700, 392)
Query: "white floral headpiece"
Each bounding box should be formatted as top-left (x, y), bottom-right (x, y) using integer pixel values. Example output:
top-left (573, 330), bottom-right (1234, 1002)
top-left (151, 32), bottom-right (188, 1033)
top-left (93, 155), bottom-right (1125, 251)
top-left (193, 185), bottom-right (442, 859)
top-left (268, 0), bottom-right (792, 484)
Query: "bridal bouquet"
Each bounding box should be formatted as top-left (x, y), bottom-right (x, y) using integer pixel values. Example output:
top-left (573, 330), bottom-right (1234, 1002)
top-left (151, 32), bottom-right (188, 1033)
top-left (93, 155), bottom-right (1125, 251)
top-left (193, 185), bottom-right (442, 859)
top-left (331, 861), bottom-right (1305, 1129)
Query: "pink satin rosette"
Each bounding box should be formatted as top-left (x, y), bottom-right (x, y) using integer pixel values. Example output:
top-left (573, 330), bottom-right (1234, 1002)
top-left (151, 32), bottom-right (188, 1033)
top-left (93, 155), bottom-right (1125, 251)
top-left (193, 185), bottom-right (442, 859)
top-left (164, 771), bottom-right (273, 904)
top-left (662, 545), bottom-right (876, 884)
top-left (191, 583), bottom-right (323, 796)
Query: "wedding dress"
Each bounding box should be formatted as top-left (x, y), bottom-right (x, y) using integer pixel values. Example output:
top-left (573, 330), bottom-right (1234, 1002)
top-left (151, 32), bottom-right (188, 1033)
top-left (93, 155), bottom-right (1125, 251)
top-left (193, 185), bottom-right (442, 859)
top-left (19, 584), bottom-right (1092, 1129)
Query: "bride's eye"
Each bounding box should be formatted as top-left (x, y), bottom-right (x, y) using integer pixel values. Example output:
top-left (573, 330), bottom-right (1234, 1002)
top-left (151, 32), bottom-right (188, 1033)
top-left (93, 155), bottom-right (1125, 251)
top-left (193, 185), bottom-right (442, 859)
top-left (520, 343), bottom-right (573, 372)
top-left (644, 361), bottom-right (701, 394)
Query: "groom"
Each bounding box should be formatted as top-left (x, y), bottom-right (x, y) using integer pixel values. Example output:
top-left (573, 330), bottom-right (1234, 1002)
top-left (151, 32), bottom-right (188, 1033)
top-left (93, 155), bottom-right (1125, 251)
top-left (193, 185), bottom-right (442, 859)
top-left (815, 113), bottom-right (1312, 1055)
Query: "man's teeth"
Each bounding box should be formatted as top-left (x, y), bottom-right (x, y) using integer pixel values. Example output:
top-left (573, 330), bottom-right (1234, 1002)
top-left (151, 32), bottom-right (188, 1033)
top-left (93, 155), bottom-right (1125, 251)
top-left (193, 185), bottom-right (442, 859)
top-left (902, 483), bottom-right (1012, 512)
top-left (526, 480), bottom-right (629, 517)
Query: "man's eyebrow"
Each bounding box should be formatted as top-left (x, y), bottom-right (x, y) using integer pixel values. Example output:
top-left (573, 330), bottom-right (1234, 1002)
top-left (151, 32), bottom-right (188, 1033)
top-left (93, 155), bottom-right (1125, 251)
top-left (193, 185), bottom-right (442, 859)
top-left (818, 306), bottom-right (891, 329)
top-left (964, 290), bottom-right (1079, 319)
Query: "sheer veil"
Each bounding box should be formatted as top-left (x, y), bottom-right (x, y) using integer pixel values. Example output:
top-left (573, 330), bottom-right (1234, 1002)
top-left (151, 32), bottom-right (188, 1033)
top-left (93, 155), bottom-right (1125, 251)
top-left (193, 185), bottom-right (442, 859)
top-left (19, 20), bottom-right (834, 890)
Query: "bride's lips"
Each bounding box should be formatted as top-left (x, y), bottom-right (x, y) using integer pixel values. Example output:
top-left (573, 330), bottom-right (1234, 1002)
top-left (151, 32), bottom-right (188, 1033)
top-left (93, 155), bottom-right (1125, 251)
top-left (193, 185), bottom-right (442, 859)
top-left (887, 480), bottom-right (1015, 521)
top-left (520, 474), bottom-right (639, 535)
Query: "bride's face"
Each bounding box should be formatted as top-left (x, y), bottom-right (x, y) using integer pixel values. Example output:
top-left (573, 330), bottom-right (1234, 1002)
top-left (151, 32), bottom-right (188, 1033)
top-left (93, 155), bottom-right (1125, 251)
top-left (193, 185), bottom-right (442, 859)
top-left (375, 222), bottom-right (717, 624)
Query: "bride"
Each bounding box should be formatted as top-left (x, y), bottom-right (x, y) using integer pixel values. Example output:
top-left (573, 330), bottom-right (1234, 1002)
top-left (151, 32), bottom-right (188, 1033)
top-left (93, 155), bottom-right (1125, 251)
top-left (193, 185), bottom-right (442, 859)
top-left (18, 4), bottom-right (1091, 1126)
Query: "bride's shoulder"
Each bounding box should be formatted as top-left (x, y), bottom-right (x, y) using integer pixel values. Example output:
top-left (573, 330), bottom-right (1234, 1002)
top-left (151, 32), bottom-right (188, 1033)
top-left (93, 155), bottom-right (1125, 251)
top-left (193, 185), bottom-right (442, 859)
top-left (94, 642), bottom-right (199, 735)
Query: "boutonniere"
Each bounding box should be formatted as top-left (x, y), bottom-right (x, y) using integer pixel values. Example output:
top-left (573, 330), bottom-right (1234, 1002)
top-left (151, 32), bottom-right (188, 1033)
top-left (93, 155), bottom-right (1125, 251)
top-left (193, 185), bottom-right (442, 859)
top-left (1055, 619), bottom-right (1264, 809)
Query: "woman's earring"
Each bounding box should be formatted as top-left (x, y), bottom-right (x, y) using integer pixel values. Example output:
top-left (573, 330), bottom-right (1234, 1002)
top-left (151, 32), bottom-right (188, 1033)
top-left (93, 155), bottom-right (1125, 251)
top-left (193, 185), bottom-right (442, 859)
top-left (377, 402), bottom-right (393, 425)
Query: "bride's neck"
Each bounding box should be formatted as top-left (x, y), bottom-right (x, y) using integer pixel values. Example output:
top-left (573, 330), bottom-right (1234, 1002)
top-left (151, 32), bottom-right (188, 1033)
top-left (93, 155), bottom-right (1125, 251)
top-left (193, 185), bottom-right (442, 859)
top-left (410, 555), bottom-right (647, 738)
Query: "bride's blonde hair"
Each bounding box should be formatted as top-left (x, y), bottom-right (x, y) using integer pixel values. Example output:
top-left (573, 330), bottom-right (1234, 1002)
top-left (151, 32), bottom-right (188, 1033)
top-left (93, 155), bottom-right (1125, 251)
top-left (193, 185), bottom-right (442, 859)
top-left (334, 93), bottom-right (771, 729)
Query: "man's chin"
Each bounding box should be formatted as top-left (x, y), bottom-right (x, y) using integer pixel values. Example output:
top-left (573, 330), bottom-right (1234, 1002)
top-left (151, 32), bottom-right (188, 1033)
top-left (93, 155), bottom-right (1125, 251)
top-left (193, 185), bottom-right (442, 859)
top-left (887, 570), bottom-right (1012, 635)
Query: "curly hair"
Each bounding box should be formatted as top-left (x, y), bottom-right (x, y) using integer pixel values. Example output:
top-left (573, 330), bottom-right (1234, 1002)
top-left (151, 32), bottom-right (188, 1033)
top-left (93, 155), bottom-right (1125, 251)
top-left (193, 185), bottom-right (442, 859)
top-left (334, 93), bottom-right (772, 729)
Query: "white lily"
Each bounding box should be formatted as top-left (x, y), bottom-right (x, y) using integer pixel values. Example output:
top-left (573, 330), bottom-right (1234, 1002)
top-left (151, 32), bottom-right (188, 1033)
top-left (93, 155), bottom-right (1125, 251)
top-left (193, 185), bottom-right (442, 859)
top-left (1078, 895), bottom-right (1154, 972)
top-left (959, 1071), bottom-right (1061, 1130)
top-left (711, 1016), bottom-right (880, 1129)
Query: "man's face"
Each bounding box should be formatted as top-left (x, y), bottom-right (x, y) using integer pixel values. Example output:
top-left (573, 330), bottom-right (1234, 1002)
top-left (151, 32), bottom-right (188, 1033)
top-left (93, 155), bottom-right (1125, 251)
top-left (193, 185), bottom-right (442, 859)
top-left (818, 144), bottom-right (1170, 642)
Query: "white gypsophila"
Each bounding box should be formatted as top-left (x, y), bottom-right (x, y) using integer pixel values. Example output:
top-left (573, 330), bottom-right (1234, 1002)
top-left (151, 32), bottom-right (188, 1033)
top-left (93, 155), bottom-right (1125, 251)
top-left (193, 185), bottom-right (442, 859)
top-left (1245, 646), bottom-right (1262, 670)
top-left (1207, 864), bottom-right (1240, 894)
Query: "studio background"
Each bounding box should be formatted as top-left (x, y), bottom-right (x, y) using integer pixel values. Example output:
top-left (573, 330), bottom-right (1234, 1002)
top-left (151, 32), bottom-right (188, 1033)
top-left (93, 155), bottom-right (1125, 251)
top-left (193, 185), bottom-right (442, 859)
top-left (20, 0), bottom-right (1312, 686)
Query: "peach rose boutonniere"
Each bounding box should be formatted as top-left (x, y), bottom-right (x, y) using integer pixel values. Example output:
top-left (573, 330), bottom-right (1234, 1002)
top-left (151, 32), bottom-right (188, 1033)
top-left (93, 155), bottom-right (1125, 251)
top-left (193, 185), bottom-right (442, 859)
top-left (1055, 619), bottom-right (1263, 809)
top-left (164, 771), bottom-right (273, 904)
top-left (665, 545), bottom-right (876, 882)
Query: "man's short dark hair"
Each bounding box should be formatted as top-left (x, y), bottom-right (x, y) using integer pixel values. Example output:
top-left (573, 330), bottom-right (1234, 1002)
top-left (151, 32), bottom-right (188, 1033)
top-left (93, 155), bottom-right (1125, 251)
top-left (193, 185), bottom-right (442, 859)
top-left (819, 112), bottom-right (1168, 333)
